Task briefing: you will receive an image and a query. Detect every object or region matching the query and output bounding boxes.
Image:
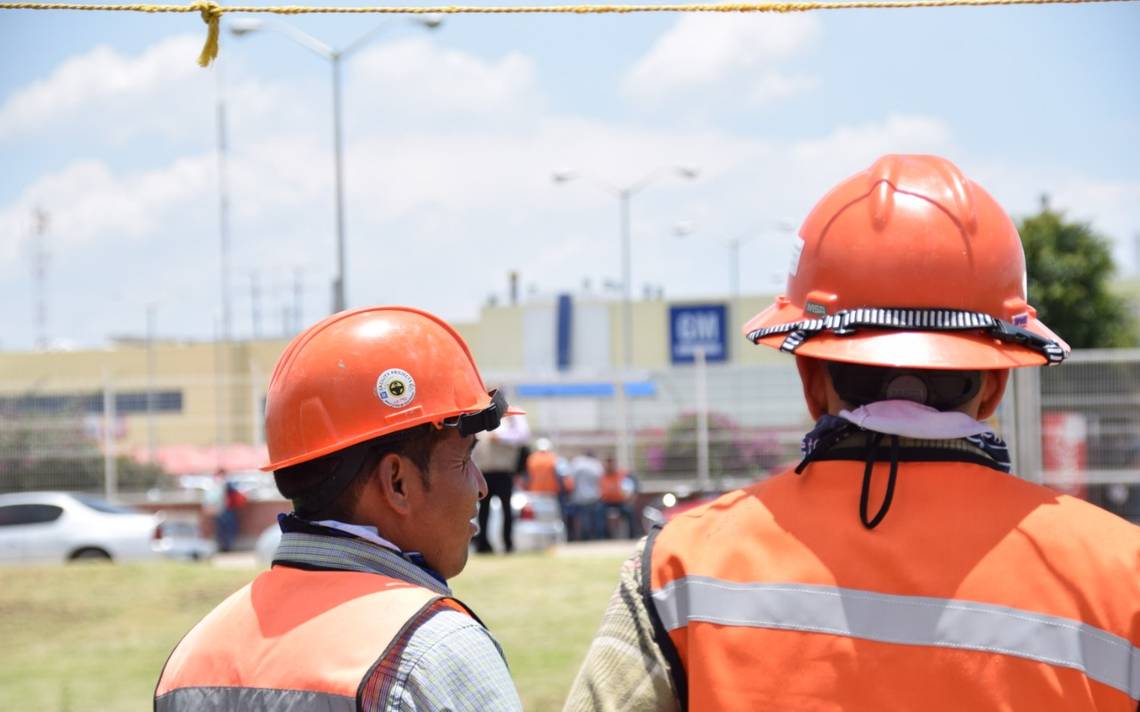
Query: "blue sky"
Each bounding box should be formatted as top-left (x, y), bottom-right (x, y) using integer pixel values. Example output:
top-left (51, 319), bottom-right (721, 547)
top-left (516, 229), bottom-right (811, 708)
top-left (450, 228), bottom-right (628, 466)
top-left (1, 1), bottom-right (1138, 350)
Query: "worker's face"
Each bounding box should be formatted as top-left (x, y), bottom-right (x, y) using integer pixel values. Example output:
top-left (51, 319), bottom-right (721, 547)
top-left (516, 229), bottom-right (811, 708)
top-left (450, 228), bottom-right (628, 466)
top-left (408, 429), bottom-right (487, 580)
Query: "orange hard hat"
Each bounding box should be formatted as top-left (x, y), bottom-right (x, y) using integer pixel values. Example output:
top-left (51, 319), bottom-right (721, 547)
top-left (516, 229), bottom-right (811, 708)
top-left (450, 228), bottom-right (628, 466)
top-left (742, 154), bottom-right (1069, 370)
top-left (263, 306), bottom-right (523, 472)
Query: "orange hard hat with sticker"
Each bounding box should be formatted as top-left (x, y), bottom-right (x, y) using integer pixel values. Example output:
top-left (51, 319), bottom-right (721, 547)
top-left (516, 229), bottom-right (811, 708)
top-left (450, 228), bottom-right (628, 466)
top-left (742, 154), bottom-right (1068, 370)
top-left (263, 306), bottom-right (523, 472)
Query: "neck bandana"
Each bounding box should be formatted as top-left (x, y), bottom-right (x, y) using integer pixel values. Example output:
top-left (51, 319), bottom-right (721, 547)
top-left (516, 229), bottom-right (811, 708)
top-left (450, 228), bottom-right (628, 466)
top-left (801, 400), bottom-right (1011, 473)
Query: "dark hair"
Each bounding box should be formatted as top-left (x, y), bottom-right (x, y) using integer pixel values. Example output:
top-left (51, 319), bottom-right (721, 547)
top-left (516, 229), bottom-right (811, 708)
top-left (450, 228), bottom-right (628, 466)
top-left (826, 362), bottom-right (982, 412)
top-left (273, 424), bottom-right (447, 522)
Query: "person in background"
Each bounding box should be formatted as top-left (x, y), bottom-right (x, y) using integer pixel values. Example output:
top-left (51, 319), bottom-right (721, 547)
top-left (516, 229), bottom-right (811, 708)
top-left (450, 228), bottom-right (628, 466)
top-left (472, 414), bottom-right (530, 554)
top-left (598, 457), bottom-right (637, 539)
top-left (568, 450), bottom-right (604, 540)
top-left (525, 438), bottom-right (561, 495)
top-left (222, 479), bottom-right (247, 550)
top-left (202, 468), bottom-right (231, 552)
top-left (156, 306), bottom-right (523, 711)
top-left (565, 155), bottom-right (1140, 711)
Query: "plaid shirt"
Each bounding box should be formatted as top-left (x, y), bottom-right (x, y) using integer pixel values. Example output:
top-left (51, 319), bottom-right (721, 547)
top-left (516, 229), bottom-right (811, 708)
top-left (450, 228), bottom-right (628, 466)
top-left (274, 523), bottom-right (522, 712)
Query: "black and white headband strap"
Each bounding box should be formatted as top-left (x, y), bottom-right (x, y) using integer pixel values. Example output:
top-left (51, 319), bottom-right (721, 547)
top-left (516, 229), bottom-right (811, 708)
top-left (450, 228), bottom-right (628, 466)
top-left (746, 307), bottom-right (1066, 365)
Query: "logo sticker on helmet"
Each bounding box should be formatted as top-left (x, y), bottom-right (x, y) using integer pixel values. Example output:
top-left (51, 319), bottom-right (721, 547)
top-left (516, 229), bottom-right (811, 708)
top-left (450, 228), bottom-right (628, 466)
top-left (376, 368), bottom-right (416, 408)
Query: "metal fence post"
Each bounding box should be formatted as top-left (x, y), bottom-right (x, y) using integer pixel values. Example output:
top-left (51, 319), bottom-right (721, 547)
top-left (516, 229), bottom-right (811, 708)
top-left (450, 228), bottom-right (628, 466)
top-left (249, 359), bottom-right (262, 446)
top-left (1009, 367), bottom-right (1043, 483)
top-left (695, 347), bottom-right (710, 492)
top-left (615, 376), bottom-right (631, 470)
top-left (102, 372), bottom-right (118, 500)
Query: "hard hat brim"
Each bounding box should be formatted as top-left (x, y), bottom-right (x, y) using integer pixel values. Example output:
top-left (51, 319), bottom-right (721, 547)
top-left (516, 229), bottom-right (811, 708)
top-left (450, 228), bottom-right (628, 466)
top-left (262, 390), bottom-right (524, 472)
top-left (743, 300), bottom-right (1068, 370)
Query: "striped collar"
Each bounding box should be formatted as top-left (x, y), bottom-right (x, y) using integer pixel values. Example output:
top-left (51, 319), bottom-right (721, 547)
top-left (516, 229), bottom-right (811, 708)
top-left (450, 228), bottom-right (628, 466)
top-left (273, 516), bottom-right (451, 596)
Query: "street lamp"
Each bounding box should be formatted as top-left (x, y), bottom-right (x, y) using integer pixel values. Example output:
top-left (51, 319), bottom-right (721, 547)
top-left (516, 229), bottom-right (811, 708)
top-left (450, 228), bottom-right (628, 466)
top-left (552, 166), bottom-right (699, 370)
top-left (230, 16), bottom-right (443, 314)
top-left (675, 219), bottom-right (796, 298)
top-left (553, 165), bottom-right (698, 471)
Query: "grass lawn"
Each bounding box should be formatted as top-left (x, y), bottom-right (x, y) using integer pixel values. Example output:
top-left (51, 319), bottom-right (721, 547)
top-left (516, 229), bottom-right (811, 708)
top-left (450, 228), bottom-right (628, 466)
top-left (0, 547), bottom-right (631, 711)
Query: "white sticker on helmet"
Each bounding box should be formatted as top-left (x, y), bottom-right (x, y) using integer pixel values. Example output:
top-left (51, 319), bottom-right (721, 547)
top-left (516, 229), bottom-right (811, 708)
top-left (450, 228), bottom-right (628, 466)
top-left (376, 368), bottom-right (416, 408)
top-left (789, 237), bottom-right (805, 277)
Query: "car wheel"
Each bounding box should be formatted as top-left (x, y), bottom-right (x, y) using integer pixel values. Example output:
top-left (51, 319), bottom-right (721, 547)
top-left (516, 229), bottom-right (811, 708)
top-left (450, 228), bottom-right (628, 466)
top-left (69, 547), bottom-right (112, 562)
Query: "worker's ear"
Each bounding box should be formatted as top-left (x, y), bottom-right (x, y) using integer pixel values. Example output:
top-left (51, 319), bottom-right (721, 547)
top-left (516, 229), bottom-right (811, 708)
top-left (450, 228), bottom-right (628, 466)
top-left (976, 370), bottom-right (1010, 421)
top-left (796, 356), bottom-right (829, 421)
top-left (376, 453), bottom-right (413, 516)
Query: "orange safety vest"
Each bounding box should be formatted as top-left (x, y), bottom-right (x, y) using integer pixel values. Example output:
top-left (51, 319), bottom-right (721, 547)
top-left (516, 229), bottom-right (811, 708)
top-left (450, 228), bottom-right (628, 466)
top-left (647, 460), bottom-right (1140, 711)
top-left (526, 451), bottom-right (560, 494)
top-left (599, 470), bottom-right (627, 504)
top-left (155, 566), bottom-right (471, 711)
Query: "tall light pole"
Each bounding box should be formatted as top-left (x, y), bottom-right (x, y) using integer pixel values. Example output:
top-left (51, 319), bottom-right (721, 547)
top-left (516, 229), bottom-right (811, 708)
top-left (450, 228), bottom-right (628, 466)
top-left (675, 219), bottom-right (796, 298)
top-left (553, 166), bottom-right (698, 470)
top-left (231, 16), bottom-right (443, 314)
top-left (553, 166), bottom-right (698, 369)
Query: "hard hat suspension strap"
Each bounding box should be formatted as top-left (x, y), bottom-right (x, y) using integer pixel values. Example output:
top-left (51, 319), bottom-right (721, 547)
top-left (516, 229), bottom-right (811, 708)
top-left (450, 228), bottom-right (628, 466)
top-left (746, 307), bottom-right (1066, 365)
top-left (450, 389), bottom-right (511, 437)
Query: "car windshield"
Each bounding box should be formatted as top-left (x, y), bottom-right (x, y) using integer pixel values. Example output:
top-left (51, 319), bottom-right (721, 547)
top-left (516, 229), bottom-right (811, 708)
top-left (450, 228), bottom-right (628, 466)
top-left (73, 494), bottom-right (137, 514)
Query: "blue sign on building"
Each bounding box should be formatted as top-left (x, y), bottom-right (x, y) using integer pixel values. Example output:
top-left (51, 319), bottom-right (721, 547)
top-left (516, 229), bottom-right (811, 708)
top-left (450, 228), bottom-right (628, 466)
top-left (670, 304), bottom-right (728, 364)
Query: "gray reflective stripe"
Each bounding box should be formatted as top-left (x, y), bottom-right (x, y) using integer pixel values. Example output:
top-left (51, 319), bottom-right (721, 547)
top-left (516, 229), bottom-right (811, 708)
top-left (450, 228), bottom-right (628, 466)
top-left (652, 576), bottom-right (1140, 700)
top-left (156, 686), bottom-right (356, 712)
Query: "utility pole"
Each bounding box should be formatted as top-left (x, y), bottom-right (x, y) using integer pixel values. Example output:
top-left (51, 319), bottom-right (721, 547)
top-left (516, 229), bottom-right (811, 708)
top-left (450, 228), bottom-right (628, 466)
top-left (31, 208), bottom-right (50, 350)
top-left (293, 267), bottom-right (303, 333)
top-left (216, 66), bottom-right (233, 346)
top-left (250, 271), bottom-right (262, 339)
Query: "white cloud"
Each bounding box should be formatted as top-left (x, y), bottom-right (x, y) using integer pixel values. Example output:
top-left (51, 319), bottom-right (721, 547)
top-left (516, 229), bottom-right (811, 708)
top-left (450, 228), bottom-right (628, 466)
top-left (792, 115), bottom-right (953, 166)
top-left (349, 37), bottom-right (538, 120)
top-left (749, 71), bottom-right (819, 105)
top-left (624, 14), bottom-right (821, 102)
top-left (0, 156), bottom-right (213, 264)
top-left (0, 35), bottom-right (203, 138)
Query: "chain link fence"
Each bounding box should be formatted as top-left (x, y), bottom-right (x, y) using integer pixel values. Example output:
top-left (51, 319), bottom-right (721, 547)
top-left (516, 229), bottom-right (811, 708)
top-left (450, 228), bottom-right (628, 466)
top-left (0, 373), bottom-right (265, 499)
top-left (1, 350), bottom-right (1137, 520)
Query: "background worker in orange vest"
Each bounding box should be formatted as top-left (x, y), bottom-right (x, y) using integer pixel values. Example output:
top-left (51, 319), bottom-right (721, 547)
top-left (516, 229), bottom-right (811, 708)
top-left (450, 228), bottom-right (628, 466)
top-left (156, 306), bottom-right (524, 711)
top-left (565, 155), bottom-right (1140, 711)
top-left (525, 437), bottom-right (561, 495)
top-left (598, 456), bottom-right (637, 539)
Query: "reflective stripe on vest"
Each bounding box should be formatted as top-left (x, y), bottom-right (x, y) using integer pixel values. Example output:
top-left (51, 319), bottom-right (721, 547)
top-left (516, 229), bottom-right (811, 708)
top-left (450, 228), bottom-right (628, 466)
top-left (652, 576), bottom-right (1140, 700)
top-left (155, 686), bottom-right (355, 712)
top-left (647, 460), bottom-right (1140, 710)
top-left (156, 567), bottom-right (458, 709)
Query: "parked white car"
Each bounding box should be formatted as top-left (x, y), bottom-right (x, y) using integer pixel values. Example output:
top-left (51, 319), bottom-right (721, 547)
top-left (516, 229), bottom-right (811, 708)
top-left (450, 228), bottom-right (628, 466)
top-left (0, 491), bottom-right (161, 564)
top-left (154, 517), bottom-right (217, 562)
top-left (484, 491), bottom-right (566, 553)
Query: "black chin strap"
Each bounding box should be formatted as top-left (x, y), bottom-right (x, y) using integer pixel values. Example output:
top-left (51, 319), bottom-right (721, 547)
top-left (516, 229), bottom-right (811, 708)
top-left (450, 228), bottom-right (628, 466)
top-left (746, 307), bottom-right (1066, 365)
top-left (859, 432), bottom-right (900, 530)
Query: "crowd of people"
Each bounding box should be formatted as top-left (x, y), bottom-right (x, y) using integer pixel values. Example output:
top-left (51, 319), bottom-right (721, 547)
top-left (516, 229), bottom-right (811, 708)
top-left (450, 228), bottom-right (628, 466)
top-left (471, 423), bottom-right (642, 552)
top-left (534, 445), bottom-right (640, 542)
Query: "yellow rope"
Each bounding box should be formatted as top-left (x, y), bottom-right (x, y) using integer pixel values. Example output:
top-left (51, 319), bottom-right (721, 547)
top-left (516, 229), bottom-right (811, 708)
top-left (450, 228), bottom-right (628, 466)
top-left (2, 0), bottom-right (1135, 66)
top-left (195, 1), bottom-right (220, 66)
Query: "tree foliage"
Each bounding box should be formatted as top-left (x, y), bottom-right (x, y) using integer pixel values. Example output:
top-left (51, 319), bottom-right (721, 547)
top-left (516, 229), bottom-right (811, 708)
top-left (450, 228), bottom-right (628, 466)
top-left (1019, 201), bottom-right (1136, 349)
top-left (651, 412), bottom-right (789, 483)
